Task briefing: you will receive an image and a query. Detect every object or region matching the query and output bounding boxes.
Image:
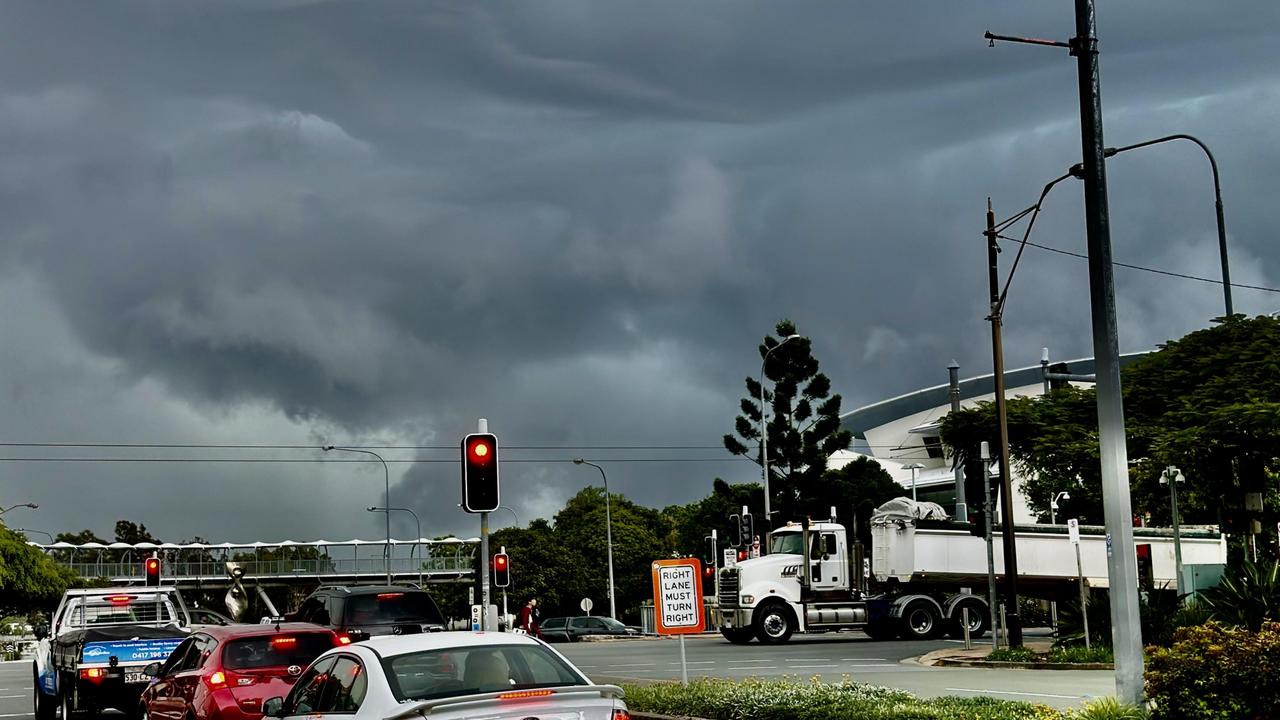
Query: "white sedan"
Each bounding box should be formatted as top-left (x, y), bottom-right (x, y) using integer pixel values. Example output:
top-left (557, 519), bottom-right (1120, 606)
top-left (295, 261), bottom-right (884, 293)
top-left (261, 631), bottom-right (630, 720)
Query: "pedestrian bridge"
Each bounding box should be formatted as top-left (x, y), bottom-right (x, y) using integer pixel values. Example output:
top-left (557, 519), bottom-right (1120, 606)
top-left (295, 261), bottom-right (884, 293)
top-left (32, 537), bottom-right (479, 586)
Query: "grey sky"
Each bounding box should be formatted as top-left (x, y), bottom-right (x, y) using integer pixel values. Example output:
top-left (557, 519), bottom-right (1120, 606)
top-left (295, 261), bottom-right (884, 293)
top-left (1, 1), bottom-right (1278, 543)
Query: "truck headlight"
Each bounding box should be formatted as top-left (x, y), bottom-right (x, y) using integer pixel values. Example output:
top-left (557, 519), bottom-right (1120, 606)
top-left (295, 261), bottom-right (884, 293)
top-left (740, 595), bottom-right (754, 605)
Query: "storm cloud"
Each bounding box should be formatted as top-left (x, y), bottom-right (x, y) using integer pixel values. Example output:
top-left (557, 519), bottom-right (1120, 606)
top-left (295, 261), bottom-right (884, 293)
top-left (1, 1), bottom-right (1278, 543)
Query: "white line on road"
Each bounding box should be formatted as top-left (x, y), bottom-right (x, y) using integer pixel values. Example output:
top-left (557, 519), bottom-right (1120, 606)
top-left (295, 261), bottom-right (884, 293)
top-left (666, 661), bottom-right (716, 665)
top-left (0, 713), bottom-right (33, 718)
top-left (0, 696), bottom-right (24, 699)
top-left (784, 658), bottom-right (827, 661)
top-left (726, 660), bottom-right (772, 663)
top-left (726, 666), bottom-right (777, 671)
top-left (839, 658), bottom-right (887, 661)
top-left (790, 665), bottom-right (838, 669)
top-left (944, 687), bottom-right (1085, 700)
top-left (605, 663), bottom-right (657, 668)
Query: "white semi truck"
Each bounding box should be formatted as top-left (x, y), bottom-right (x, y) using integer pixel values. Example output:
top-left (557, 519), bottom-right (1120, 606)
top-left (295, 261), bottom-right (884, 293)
top-left (716, 499), bottom-right (1227, 644)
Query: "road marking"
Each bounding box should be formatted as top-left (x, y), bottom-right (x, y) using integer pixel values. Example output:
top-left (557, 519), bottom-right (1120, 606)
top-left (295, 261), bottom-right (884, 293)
top-left (726, 659), bottom-right (771, 663)
top-left (944, 688), bottom-right (1084, 700)
top-left (726, 666), bottom-right (777, 670)
top-left (606, 663), bottom-right (657, 667)
top-left (840, 657), bottom-right (887, 661)
top-left (0, 695), bottom-right (23, 699)
top-left (667, 661), bottom-right (715, 665)
top-left (784, 658), bottom-right (827, 661)
top-left (0, 713), bottom-right (34, 718)
top-left (791, 664), bottom-right (838, 669)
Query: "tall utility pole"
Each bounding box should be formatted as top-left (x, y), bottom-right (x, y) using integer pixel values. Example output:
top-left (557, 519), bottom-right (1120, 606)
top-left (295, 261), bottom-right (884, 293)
top-left (948, 362), bottom-right (967, 522)
top-left (984, 199), bottom-right (1023, 647)
top-left (986, 1), bottom-right (1144, 701)
top-left (1071, 0), bottom-right (1143, 702)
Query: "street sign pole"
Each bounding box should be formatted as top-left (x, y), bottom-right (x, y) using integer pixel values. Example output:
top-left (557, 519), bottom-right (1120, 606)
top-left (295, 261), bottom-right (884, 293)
top-left (1069, 519), bottom-right (1090, 650)
top-left (652, 558), bottom-right (706, 685)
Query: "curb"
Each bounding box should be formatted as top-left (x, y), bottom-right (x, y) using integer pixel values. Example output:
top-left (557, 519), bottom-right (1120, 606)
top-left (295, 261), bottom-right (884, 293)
top-left (933, 659), bottom-right (1113, 670)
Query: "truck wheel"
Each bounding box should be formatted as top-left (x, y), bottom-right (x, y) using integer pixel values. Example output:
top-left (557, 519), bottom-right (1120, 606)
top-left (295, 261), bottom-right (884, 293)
top-left (947, 600), bottom-right (990, 639)
top-left (720, 627), bottom-right (754, 644)
top-left (899, 600), bottom-right (943, 640)
top-left (33, 669), bottom-right (55, 720)
top-left (753, 602), bottom-right (795, 644)
top-left (59, 681), bottom-right (75, 719)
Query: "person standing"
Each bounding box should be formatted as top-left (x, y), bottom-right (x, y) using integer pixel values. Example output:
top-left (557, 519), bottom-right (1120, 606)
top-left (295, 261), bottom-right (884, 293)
top-left (516, 598), bottom-right (537, 634)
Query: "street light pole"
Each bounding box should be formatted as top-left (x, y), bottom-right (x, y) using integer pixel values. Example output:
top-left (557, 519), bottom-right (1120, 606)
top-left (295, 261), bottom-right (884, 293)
top-left (1050, 491), bottom-right (1071, 525)
top-left (760, 334), bottom-right (801, 531)
top-left (1100, 135), bottom-right (1232, 316)
top-left (904, 464), bottom-right (925, 502)
top-left (324, 446), bottom-right (392, 584)
top-left (573, 459), bottom-right (617, 620)
top-left (16, 528), bottom-right (54, 543)
top-left (0, 503), bottom-right (38, 516)
top-left (369, 506), bottom-right (421, 586)
top-left (1161, 467), bottom-right (1186, 596)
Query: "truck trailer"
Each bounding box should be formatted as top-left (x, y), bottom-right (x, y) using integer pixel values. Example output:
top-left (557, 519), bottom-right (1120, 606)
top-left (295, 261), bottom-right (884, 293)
top-left (716, 498), bottom-right (1226, 644)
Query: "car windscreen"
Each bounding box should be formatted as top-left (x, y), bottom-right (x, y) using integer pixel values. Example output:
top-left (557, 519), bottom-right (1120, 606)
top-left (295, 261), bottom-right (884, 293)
top-left (343, 592), bottom-right (443, 626)
top-left (222, 634), bottom-right (335, 670)
top-left (382, 643), bottom-right (585, 702)
top-left (599, 618), bottom-right (628, 631)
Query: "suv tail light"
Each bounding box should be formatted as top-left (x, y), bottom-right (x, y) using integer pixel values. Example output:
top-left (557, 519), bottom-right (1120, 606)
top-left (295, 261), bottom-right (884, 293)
top-left (612, 710), bottom-right (632, 720)
top-left (335, 634), bottom-right (353, 645)
top-left (206, 671), bottom-right (256, 689)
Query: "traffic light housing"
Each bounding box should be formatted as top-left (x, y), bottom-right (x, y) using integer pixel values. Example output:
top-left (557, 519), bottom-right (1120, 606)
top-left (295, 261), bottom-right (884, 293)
top-left (963, 457), bottom-right (987, 538)
top-left (144, 556), bottom-right (161, 586)
top-left (461, 433), bottom-right (500, 513)
top-left (493, 552), bottom-right (510, 588)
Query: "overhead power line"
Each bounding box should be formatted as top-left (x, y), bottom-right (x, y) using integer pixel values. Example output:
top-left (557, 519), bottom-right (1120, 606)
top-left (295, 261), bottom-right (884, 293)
top-left (0, 442), bottom-right (726, 450)
top-left (0, 456), bottom-right (746, 464)
top-left (996, 234), bottom-right (1280, 294)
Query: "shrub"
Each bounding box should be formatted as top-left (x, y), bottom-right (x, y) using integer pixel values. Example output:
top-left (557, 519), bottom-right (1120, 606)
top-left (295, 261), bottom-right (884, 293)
top-left (1144, 621), bottom-right (1280, 720)
top-left (1196, 559), bottom-right (1280, 631)
top-left (987, 646), bottom-right (1040, 663)
top-left (1046, 645), bottom-right (1113, 664)
top-left (1069, 697), bottom-right (1148, 720)
top-left (622, 677), bottom-right (1064, 719)
top-left (1057, 589), bottom-right (1199, 649)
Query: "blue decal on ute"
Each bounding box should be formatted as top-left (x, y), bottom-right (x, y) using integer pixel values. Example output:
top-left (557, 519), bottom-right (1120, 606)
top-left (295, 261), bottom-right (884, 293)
top-left (81, 639), bottom-right (184, 664)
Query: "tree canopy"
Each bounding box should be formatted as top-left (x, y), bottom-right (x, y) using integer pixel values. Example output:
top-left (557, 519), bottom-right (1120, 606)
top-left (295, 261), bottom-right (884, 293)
top-left (940, 315), bottom-right (1280, 541)
top-left (724, 319), bottom-right (854, 521)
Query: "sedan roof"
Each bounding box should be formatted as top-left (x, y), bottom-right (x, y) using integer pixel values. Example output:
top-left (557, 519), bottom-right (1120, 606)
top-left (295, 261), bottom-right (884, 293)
top-left (197, 622), bottom-right (334, 640)
top-left (358, 631), bottom-right (545, 657)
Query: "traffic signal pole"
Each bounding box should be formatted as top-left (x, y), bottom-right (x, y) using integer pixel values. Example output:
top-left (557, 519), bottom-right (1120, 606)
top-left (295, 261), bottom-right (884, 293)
top-left (478, 419), bottom-right (491, 631)
top-left (985, 199), bottom-right (1023, 647)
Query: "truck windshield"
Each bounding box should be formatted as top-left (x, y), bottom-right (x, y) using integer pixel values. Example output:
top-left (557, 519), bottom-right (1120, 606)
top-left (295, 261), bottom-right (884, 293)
top-left (770, 533), bottom-right (803, 555)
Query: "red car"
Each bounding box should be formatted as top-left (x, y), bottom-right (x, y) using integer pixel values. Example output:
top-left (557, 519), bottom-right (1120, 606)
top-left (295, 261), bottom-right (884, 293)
top-left (139, 623), bottom-right (339, 720)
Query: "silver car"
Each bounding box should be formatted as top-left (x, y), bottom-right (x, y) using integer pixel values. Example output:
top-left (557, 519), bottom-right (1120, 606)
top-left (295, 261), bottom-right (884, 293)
top-left (262, 631), bottom-right (630, 720)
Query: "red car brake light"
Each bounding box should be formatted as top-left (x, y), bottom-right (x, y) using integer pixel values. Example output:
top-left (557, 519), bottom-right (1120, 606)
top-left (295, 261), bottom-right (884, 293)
top-left (205, 671), bottom-right (227, 689)
top-left (79, 669), bottom-right (105, 682)
top-left (376, 592), bottom-right (404, 600)
top-left (335, 634), bottom-right (352, 645)
top-left (612, 710), bottom-right (632, 720)
top-left (271, 636), bottom-right (297, 647)
top-left (498, 690), bottom-right (555, 700)
top-left (105, 595), bottom-right (135, 605)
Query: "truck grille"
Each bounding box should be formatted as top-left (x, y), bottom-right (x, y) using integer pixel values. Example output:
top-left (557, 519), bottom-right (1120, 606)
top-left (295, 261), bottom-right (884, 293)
top-left (718, 568), bottom-right (739, 607)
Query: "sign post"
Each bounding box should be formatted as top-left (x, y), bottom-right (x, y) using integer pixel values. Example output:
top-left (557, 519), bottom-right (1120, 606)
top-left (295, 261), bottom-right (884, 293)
top-left (1069, 519), bottom-right (1090, 649)
top-left (651, 558), bottom-right (706, 684)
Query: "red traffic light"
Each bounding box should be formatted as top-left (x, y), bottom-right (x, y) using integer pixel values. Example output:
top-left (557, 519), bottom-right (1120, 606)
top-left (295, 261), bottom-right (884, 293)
top-left (467, 438), bottom-right (493, 465)
top-left (494, 554), bottom-right (508, 569)
top-left (144, 557), bottom-right (161, 586)
top-left (493, 551), bottom-right (511, 588)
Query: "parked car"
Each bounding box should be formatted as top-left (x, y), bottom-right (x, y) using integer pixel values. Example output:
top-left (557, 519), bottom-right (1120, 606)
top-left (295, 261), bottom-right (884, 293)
top-left (260, 631), bottom-right (629, 720)
top-left (287, 585), bottom-right (446, 644)
top-left (139, 623), bottom-right (339, 720)
top-left (539, 616), bottom-right (642, 643)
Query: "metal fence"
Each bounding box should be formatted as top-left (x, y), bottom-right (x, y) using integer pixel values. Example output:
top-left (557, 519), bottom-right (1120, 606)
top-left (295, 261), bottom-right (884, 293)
top-left (62, 555), bottom-right (472, 580)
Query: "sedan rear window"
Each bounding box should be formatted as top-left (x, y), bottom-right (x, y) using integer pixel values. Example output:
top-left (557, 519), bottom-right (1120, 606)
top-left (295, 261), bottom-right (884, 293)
top-left (343, 592), bottom-right (443, 626)
top-left (223, 633), bottom-right (335, 670)
top-left (382, 644), bottom-right (585, 702)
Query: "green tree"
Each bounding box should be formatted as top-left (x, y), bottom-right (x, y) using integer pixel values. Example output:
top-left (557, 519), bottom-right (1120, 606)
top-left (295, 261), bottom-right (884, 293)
top-left (724, 319), bottom-right (853, 521)
top-left (0, 525), bottom-right (78, 616)
top-left (940, 315), bottom-right (1280, 542)
top-left (114, 520), bottom-right (160, 545)
top-left (660, 479), bottom-right (762, 559)
top-left (818, 456), bottom-right (902, 547)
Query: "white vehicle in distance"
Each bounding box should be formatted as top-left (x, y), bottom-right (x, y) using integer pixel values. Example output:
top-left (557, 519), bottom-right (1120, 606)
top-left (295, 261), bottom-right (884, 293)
top-left (261, 631), bottom-right (630, 720)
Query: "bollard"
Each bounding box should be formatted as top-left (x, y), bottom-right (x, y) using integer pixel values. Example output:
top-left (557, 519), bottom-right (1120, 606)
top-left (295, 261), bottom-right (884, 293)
top-left (962, 607), bottom-right (972, 650)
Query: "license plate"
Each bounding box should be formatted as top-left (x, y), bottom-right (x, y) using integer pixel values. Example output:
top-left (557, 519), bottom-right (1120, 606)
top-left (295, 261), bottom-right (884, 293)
top-left (125, 673), bottom-right (147, 684)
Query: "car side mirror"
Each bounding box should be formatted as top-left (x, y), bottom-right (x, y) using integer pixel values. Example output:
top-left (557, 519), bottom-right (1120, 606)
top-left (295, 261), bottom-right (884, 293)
top-left (142, 662), bottom-right (162, 677)
top-left (33, 626), bottom-right (49, 641)
top-left (262, 697), bottom-right (285, 718)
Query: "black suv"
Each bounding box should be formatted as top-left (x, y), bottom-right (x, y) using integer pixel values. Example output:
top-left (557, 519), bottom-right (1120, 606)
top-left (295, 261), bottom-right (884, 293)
top-left (540, 615), bottom-right (642, 642)
top-left (288, 585), bottom-right (446, 643)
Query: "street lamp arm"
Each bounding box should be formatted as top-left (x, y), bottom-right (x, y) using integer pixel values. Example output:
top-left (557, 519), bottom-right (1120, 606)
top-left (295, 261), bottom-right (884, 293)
top-left (1096, 133), bottom-right (1231, 316)
top-left (326, 446), bottom-right (393, 583)
top-left (993, 172), bottom-right (1074, 318)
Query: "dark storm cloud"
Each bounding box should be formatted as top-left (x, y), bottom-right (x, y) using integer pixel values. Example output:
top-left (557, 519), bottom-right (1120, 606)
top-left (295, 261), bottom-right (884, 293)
top-left (1, 1), bottom-right (1278, 542)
